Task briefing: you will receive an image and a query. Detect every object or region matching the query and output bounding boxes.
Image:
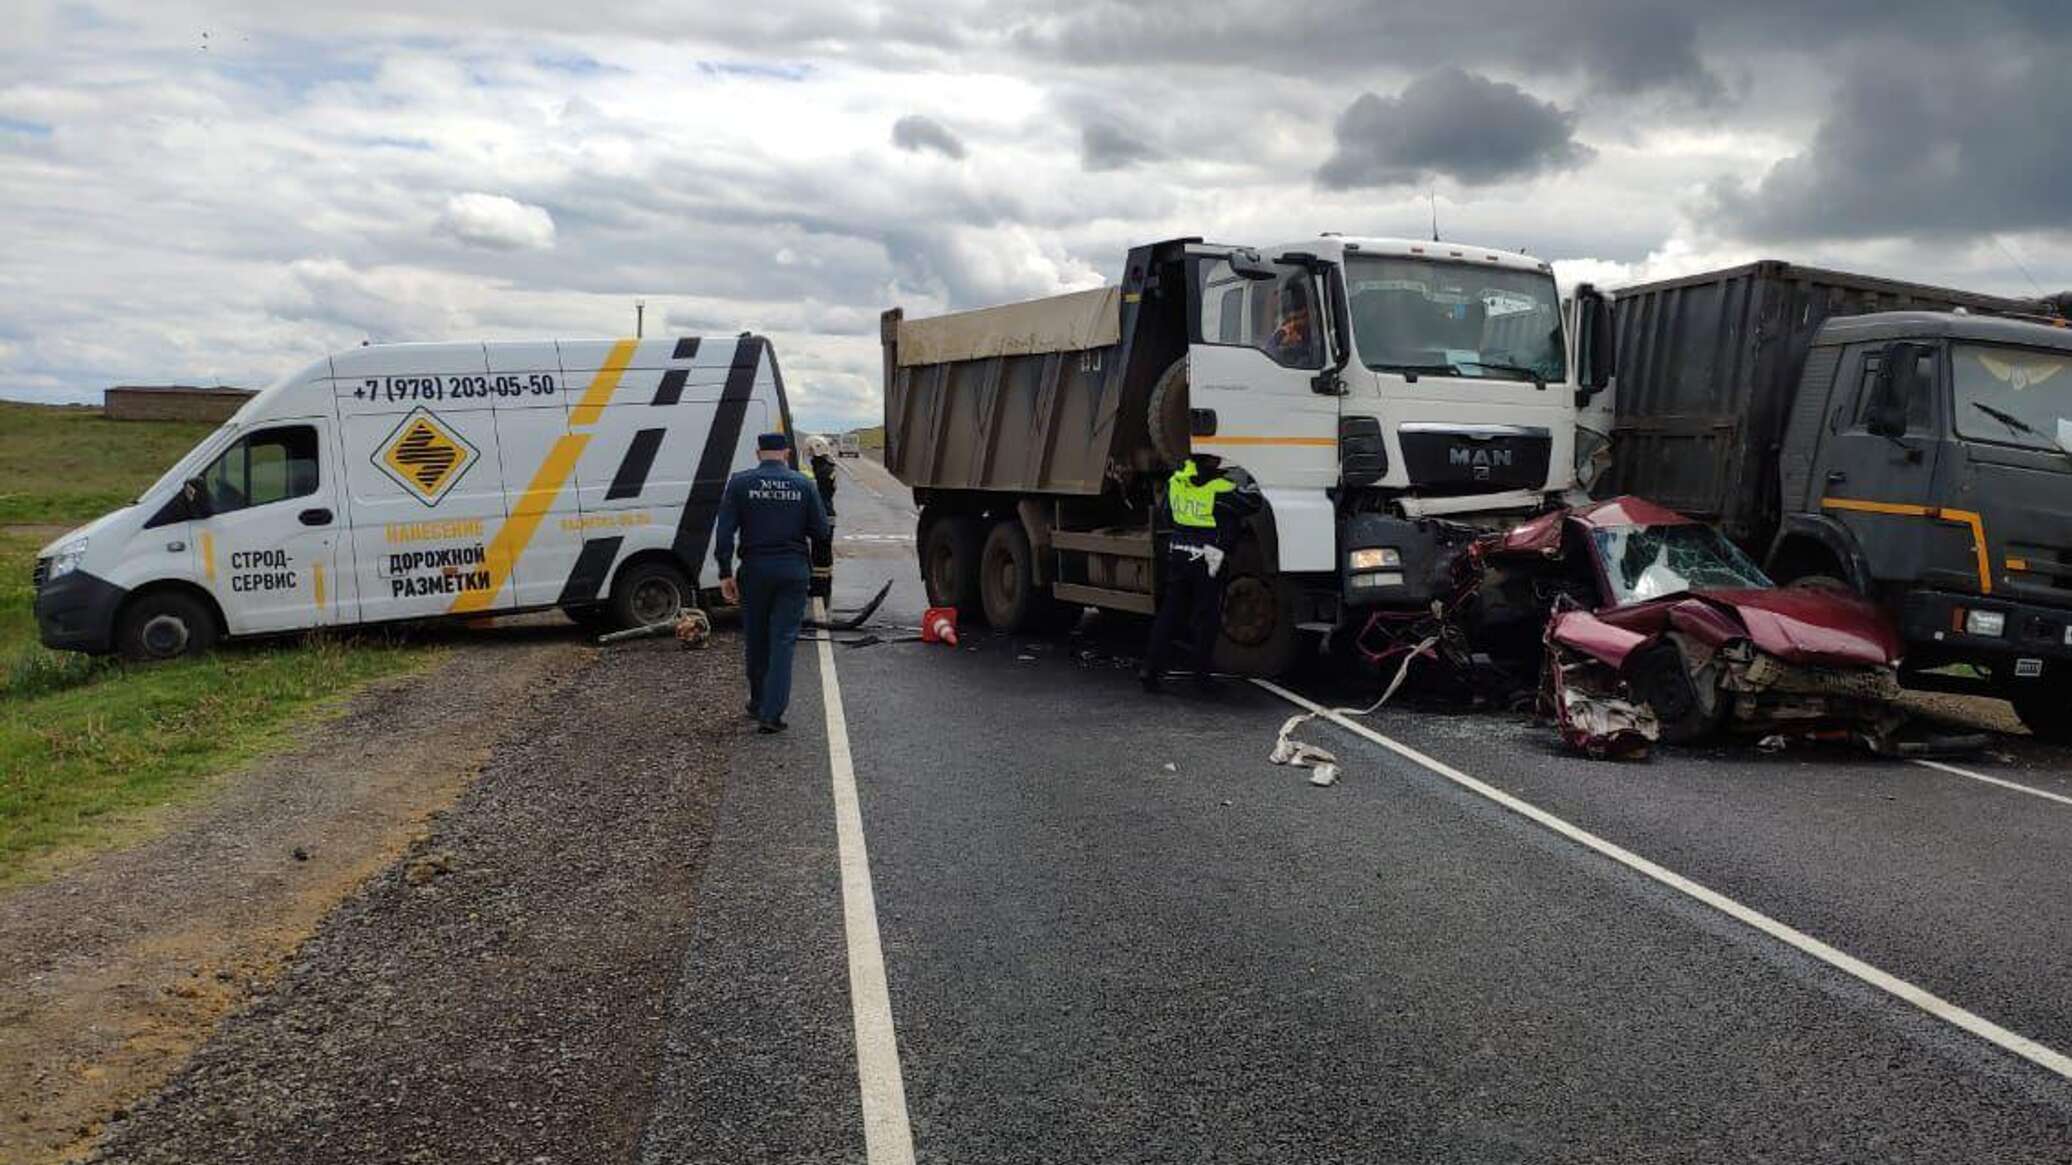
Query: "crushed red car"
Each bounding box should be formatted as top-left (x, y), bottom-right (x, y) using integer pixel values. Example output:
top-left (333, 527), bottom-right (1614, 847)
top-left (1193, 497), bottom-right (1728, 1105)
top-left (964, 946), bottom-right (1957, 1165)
top-left (1471, 497), bottom-right (1917, 757)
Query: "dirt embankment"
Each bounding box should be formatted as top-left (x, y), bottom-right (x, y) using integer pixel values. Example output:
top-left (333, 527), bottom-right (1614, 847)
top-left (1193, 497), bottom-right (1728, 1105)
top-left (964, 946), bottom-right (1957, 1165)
top-left (1, 627), bottom-right (588, 1164)
top-left (90, 635), bottom-right (739, 1164)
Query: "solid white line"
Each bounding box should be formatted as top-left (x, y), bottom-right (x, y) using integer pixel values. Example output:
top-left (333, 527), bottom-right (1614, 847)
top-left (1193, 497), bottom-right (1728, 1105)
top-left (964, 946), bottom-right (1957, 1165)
top-left (1911, 758), bottom-right (2072, 808)
top-left (1251, 677), bottom-right (2072, 1083)
top-left (814, 597), bottom-right (918, 1165)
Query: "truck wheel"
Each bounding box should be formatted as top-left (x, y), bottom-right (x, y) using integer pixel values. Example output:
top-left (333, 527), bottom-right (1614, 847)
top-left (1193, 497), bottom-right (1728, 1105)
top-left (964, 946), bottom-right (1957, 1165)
top-left (1212, 540), bottom-right (1301, 676)
top-left (117, 590), bottom-right (217, 661)
top-left (1147, 357), bottom-right (1190, 467)
top-left (609, 560), bottom-right (690, 631)
top-left (2011, 680), bottom-right (2072, 744)
top-left (920, 512), bottom-right (985, 620)
top-left (1627, 639), bottom-right (1726, 744)
top-left (1787, 574), bottom-right (1857, 596)
top-left (978, 519), bottom-right (1070, 633)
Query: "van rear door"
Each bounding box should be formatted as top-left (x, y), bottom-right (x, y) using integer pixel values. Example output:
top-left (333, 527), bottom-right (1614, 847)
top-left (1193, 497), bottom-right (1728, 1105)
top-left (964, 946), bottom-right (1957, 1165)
top-left (191, 418), bottom-right (345, 634)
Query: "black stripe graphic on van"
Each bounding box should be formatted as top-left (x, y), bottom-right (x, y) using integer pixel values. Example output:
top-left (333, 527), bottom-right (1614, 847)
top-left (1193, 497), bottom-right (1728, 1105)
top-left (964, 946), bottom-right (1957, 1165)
top-left (557, 536), bottom-right (624, 606)
top-left (606, 428), bottom-right (666, 499)
top-left (671, 336), bottom-right (761, 584)
top-left (650, 368), bottom-right (687, 406)
top-left (673, 337), bottom-right (700, 361)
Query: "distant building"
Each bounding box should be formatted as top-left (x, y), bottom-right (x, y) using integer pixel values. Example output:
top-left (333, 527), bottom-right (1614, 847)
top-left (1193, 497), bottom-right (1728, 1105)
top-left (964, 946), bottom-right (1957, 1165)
top-left (103, 385), bottom-right (255, 423)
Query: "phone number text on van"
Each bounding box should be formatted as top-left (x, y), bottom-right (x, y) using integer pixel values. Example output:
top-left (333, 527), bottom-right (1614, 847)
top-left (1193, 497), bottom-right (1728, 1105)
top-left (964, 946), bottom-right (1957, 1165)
top-left (354, 375), bottom-right (559, 404)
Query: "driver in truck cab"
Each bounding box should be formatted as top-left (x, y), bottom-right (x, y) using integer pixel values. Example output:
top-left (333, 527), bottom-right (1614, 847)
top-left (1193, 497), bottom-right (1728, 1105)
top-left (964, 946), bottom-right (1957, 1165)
top-left (1262, 282), bottom-right (1317, 367)
top-left (1140, 453), bottom-right (1261, 693)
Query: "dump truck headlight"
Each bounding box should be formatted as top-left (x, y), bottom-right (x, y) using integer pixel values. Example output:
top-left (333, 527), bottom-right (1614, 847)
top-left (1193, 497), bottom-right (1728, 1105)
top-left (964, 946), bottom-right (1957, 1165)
top-left (1964, 609), bottom-right (2006, 637)
top-left (47, 538), bottom-right (89, 580)
top-left (1349, 570), bottom-right (1405, 589)
top-left (1349, 547), bottom-right (1402, 571)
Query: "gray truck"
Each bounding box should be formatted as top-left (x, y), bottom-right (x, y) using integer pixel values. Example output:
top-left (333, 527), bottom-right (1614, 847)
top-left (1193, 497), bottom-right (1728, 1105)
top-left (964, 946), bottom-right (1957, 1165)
top-left (1602, 261), bottom-right (2072, 739)
top-left (882, 234), bottom-right (1614, 675)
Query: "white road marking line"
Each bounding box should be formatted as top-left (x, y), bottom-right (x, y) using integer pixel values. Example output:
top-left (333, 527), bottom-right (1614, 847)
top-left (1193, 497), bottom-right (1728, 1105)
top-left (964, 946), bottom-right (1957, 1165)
top-left (1911, 758), bottom-right (2072, 808)
top-left (1252, 677), bottom-right (2072, 1084)
top-left (814, 597), bottom-right (918, 1164)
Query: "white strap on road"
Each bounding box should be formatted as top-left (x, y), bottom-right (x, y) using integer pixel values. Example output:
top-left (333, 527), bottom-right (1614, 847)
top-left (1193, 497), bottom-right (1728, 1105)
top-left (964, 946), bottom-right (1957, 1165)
top-left (1912, 758), bottom-right (2072, 808)
top-left (1252, 677), bottom-right (2072, 1084)
top-left (814, 598), bottom-right (918, 1164)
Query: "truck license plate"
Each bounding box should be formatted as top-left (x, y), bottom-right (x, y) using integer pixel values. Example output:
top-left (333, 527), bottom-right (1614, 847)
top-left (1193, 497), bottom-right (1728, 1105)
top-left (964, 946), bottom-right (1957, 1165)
top-left (2016, 658), bottom-right (2044, 678)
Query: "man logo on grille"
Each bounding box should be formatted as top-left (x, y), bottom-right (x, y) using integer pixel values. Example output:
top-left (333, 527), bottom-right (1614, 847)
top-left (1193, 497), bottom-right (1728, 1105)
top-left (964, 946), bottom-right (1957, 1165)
top-left (374, 407), bottom-right (478, 506)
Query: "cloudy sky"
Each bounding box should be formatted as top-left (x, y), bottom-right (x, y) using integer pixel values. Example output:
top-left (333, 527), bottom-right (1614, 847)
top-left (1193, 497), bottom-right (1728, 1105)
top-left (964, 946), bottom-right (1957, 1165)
top-left (2, 0), bottom-right (2067, 430)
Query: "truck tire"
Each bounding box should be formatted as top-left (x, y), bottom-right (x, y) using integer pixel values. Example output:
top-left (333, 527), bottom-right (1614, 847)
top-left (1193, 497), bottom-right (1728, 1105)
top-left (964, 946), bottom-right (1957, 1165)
top-left (1627, 639), bottom-right (1726, 744)
top-left (117, 590), bottom-right (217, 661)
top-left (2011, 679), bottom-right (2072, 744)
top-left (608, 559), bottom-right (690, 631)
top-left (976, 519), bottom-right (1078, 634)
top-left (1147, 357), bottom-right (1190, 468)
top-left (1212, 539), bottom-right (1301, 676)
top-left (920, 512), bottom-right (985, 620)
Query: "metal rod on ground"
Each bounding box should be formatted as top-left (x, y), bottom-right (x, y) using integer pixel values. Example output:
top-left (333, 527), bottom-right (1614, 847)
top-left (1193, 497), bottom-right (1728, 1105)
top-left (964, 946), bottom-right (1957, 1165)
top-left (594, 580), bottom-right (893, 644)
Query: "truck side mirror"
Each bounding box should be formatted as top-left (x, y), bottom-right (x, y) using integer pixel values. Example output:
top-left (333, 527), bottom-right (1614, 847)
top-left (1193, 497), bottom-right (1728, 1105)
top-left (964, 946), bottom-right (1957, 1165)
top-left (1228, 248), bottom-right (1278, 281)
top-left (1574, 286), bottom-right (1614, 394)
top-left (1867, 343), bottom-right (1921, 438)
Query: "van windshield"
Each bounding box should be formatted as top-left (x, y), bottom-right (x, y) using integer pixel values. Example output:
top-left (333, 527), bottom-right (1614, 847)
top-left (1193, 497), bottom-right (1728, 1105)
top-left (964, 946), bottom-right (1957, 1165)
top-left (139, 423), bottom-right (237, 503)
top-left (1951, 343), bottom-right (2072, 455)
top-left (1345, 256), bottom-right (1566, 385)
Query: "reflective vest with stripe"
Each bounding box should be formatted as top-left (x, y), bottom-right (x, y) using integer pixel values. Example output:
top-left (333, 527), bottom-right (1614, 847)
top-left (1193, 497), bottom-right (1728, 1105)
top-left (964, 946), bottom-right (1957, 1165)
top-left (1168, 460), bottom-right (1235, 530)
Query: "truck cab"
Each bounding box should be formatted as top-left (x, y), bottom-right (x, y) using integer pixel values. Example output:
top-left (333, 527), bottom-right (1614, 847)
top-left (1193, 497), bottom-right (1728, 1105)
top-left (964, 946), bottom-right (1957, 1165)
top-left (1771, 312), bottom-right (2072, 735)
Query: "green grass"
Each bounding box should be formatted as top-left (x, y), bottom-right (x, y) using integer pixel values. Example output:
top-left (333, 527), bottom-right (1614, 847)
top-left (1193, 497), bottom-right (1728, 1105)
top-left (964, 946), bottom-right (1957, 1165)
top-left (0, 401), bottom-right (218, 526)
top-left (0, 405), bottom-right (430, 878)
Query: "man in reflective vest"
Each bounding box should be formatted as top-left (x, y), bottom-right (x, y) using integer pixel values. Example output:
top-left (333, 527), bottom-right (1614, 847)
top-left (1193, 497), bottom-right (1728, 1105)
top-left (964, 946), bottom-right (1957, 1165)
top-left (1141, 453), bottom-right (1261, 692)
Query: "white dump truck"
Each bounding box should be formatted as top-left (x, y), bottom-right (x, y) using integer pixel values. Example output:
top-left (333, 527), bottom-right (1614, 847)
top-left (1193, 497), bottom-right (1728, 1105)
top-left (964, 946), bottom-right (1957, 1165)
top-left (34, 335), bottom-right (796, 658)
top-left (882, 235), bottom-right (1613, 673)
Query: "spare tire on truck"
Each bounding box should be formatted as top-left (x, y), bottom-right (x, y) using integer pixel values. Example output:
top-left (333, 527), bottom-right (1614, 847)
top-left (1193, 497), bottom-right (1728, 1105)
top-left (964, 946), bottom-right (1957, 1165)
top-left (1147, 357), bottom-right (1190, 468)
top-left (919, 509), bottom-right (985, 620)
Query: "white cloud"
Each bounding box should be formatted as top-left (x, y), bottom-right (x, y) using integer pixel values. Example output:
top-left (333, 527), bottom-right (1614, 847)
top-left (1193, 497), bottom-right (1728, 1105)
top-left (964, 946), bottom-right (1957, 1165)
top-left (436, 193), bottom-right (557, 251)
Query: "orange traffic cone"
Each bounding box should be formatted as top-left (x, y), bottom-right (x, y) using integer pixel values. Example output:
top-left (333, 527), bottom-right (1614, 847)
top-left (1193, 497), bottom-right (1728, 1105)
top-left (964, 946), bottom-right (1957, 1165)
top-left (922, 606), bottom-right (959, 646)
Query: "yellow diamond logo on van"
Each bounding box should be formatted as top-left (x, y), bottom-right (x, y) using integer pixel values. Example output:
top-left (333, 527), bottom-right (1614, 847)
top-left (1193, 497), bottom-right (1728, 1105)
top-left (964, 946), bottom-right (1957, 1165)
top-left (375, 407), bottom-right (478, 506)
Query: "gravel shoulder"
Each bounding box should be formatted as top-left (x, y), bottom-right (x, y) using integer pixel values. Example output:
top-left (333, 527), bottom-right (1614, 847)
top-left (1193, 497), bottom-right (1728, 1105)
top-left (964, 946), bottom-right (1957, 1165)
top-left (90, 633), bottom-right (740, 1164)
top-left (1, 625), bottom-right (587, 1164)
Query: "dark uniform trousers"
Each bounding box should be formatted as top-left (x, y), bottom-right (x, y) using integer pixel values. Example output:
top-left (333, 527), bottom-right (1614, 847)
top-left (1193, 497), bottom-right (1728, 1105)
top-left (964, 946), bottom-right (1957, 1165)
top-left (1144, 535), bottom-right (1223, 678)
top-left (741, 557), bottom-right (810, 723)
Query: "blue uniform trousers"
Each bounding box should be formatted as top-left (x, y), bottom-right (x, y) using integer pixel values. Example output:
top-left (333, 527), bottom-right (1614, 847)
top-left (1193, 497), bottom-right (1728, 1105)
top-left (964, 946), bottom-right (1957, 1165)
top-left (741, 557), bottom-right (810, 723)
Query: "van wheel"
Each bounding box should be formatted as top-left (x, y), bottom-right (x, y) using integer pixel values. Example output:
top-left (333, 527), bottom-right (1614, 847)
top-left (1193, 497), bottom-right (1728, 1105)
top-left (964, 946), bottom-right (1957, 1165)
top-left (920, 512), bottom-right (985, 620)
top-left (117, 591), bottom-right (217, 661)
top-left (1212, 540), bottom-right (1301, 676)
top-left (978, 519), bottom-right (1070, 633)
top-left (609, 561), bottom-right (690, 631)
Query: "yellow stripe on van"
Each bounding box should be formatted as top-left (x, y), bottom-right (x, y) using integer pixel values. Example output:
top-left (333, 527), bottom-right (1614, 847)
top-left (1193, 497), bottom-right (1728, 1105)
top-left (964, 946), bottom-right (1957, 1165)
top-left (313, 562), bottom-right (326, 610)
top-left (200, 531), bottom-right (216, 582)
top-left (450, 340), bottom-right (638, 614)
top-left (566, 338), bottom-right (639, 427)
top-left (451, 432), bottom-right (592, 614)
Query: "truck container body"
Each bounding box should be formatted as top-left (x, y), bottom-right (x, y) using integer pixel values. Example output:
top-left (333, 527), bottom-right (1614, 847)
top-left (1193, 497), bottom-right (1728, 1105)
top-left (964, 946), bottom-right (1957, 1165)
top-left (884, 235), bottom-right (1614, 674)
top-left (1604, 260), bottom-right (2072, 739)
top-left (34, 335), bottom-right (796, 659)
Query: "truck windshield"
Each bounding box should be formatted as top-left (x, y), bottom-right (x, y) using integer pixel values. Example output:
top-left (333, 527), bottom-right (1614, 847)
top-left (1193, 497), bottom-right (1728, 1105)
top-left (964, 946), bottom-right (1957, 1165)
top-left (1951, 343), bottom-right (2072, 455)
top-left (1591, 524), bottom-right (1771, 605)
top-left (1345, 256), bottom-right (1565, 385)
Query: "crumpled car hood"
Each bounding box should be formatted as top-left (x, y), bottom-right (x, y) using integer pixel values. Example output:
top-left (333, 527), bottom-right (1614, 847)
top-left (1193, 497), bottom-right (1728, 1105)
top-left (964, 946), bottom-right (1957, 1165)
top-left (1675, 587), bottom-right (1900, 667)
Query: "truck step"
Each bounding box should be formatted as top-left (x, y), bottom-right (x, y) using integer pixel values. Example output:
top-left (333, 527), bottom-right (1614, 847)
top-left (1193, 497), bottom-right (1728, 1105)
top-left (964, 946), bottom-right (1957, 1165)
top-left (1053, 582), bottom-right (1156, 614)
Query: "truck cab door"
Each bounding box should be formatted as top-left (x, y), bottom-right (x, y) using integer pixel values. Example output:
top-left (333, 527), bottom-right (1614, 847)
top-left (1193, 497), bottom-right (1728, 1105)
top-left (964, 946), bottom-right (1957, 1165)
top-left (191, 419), bottom-right (345, 635)
top-left (1812, 342), bottom-right (1944, 585)
top-left (1184, 250), bottom-right (1339, 493)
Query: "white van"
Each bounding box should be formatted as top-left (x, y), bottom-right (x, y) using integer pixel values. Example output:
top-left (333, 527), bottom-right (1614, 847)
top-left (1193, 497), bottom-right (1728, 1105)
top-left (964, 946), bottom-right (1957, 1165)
top-left (837, 432), bottom-right (862, 458)
top-left (33, 335), bottom-right (796, 659)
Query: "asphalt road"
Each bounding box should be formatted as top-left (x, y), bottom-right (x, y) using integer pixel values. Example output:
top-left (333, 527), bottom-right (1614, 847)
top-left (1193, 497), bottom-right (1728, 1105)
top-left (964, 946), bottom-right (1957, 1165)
top-left (638, 454), bottom-right (2072, 1162)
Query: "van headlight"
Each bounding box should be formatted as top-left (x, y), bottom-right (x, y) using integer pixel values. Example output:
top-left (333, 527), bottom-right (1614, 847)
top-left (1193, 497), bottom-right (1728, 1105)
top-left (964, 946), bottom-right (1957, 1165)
top-left (47, 538), bottom-right (89, 580)
top-left (1349, 547), bottom-right (1402, 570)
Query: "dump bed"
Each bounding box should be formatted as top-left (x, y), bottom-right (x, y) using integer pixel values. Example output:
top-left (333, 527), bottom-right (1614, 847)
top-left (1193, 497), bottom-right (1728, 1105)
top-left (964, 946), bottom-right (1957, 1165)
top-left (1602, 260), bottom-right (2040, 544)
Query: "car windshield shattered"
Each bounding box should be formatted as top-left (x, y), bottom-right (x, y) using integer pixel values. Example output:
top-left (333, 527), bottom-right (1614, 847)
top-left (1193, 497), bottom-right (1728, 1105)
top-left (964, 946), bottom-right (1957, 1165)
top-left (1591, 523), bottom-right (1771, 605)
top-left (1345, 255), bottom-right (1566, 385)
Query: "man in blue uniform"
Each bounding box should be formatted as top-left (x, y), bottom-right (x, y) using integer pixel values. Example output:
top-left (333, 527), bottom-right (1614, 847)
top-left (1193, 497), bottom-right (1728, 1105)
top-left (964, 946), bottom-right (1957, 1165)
top-left (715, 433), bottom-right (831, 734)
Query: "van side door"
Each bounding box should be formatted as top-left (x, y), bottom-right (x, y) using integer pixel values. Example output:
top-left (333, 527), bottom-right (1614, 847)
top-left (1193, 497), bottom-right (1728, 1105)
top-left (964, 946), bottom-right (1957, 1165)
top-left (191, 420), bottom-right (343, 634)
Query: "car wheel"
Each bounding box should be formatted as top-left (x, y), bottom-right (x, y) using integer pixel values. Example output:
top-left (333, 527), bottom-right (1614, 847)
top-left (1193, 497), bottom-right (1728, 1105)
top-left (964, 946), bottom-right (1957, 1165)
top-left (116, 590), bottom-right (217, 661)
top-left (608, 560), bottom-right (690, 631)
top-left (1626, 639), bottom-right (1726, 744)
